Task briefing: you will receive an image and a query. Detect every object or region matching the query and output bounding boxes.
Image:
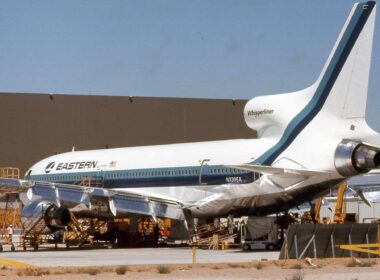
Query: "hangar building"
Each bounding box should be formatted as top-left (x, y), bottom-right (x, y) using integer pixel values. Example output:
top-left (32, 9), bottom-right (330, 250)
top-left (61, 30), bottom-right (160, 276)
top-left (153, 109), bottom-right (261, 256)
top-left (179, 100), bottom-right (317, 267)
top-left (0, 92), bottom-right (255, 175)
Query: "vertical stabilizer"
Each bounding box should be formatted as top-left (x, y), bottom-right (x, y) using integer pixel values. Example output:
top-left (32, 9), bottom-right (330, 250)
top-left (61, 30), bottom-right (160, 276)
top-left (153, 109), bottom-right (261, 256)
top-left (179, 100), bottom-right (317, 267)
top-left (252, 1), bottom-right (377, 166)
top-left (317, 1), bottom-right (376, 119)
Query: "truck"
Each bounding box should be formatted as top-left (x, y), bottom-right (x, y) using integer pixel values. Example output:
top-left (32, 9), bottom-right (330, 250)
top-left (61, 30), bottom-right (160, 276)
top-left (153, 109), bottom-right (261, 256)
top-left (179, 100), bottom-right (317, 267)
top-left (240, 216), bottom-right (279, 251)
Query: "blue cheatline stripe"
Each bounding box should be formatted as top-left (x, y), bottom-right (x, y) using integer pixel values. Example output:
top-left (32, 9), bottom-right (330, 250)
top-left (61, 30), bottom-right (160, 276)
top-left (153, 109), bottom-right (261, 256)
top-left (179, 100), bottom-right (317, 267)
top-left (30, 165), bottom-right (260, 188)
top-left (252, 1), bottom-right (375, 166)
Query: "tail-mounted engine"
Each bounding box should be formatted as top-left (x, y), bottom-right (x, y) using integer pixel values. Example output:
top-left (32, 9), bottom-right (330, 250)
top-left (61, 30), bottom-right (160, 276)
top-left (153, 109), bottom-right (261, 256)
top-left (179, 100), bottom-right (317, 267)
top-left (335, 139), bottom-right (380, 177)
top-left (22, 200), bottom-right (71, 234)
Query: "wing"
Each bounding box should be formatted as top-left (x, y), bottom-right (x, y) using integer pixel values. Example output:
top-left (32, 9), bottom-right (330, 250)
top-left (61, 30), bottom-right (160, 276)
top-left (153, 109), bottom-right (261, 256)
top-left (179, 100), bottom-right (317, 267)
top-left (0, 178), bottom-right (185, 221)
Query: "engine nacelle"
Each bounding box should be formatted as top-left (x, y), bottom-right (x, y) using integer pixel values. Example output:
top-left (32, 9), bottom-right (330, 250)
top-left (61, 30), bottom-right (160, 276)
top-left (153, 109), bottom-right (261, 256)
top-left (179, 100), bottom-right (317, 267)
top-left (244, 90), bottom-right (310, 137)
top-left (22, 200), bottom-right (71, 234)
top-left (335, 139), bottom-right (380, 177)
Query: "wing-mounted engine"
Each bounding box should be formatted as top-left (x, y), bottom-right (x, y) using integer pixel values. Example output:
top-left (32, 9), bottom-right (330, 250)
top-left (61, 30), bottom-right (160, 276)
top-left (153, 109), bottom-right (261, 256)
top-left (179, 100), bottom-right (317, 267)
top-left (335, 139), bottom-right (380, 177)
top-left (22, 200), bottom-right (71, 234)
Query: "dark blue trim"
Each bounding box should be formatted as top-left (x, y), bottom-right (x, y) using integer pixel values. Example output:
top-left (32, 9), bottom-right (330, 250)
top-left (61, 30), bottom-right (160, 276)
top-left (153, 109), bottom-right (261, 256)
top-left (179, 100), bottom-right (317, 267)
top-left (252, 1), bottom-right (375, 166)
top-left (30, 165), bottom-right (260, 188)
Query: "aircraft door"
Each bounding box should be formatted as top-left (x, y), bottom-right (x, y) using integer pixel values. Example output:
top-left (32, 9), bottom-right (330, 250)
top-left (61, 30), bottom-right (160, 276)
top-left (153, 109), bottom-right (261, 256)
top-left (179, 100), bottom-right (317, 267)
top-left (198, 159), bottom-right (210, 185)
top-left (96, 164), bottom-right (107, 187)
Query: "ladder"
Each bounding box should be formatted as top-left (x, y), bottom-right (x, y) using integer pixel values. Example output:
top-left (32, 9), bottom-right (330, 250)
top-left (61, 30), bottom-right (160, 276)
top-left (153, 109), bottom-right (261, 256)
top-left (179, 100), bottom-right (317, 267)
top-left (80, 176), bottom-right (103, 187)
top-left (190, 220), bottom-right (236, 249)
top-left (21, 216), bottom-right (48, 250)
top-left (0, 167), bottom-right (20, 179)
top-left (63, 213), bottom-right (107, 248)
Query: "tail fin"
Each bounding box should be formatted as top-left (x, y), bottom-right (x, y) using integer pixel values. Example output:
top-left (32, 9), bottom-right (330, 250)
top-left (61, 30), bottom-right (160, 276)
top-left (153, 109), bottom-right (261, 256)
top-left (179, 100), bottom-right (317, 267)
top-left (251, 2), bottom-right (377, 166)
top-left (317, 1), bottom-right (376, 119)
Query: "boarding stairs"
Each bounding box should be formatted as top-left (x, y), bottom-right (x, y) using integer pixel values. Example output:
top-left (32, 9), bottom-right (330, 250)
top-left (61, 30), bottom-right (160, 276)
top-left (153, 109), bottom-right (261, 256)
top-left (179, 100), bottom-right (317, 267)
top-left (21, 216), bottom-right (49, 250)
top-left (190, 220), bottom-right (237, 249)
top-left (63, 213), bottom-right (107, 248)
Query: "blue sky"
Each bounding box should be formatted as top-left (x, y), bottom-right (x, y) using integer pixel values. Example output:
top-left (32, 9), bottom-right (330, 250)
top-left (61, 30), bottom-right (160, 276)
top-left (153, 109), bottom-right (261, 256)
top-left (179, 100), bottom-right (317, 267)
top-left (0, 0), bottom-right (379, 129)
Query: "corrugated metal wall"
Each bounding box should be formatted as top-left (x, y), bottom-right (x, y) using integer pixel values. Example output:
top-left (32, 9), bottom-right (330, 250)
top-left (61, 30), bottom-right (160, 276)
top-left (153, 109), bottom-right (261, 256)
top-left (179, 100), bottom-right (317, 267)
top-left (320, 198), bottom-right (380, 223)
top-left (0, 92), bottom-right (256, 175)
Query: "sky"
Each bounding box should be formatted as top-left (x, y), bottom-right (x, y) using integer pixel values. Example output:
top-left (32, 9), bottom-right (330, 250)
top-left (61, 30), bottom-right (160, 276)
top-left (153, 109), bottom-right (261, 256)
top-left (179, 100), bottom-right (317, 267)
top-left (0, 0), bottom-right (379, 129)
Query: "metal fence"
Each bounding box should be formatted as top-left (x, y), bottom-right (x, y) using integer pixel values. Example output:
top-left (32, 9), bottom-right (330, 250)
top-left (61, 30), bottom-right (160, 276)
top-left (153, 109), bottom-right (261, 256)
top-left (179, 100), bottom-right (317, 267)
top-left (279, 223), bottom-right (378, 259)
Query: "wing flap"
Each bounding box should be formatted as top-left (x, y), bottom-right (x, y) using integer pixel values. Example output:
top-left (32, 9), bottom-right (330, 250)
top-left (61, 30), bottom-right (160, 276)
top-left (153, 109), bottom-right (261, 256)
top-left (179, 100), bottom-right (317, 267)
top-left (110, 194), bottom-right (151, 217)
top-left (150, 200), bottom-right (185, 220)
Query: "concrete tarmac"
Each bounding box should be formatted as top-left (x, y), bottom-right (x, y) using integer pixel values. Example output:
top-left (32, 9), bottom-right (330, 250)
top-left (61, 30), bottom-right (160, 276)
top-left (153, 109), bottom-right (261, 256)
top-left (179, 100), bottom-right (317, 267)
top-left (0, 247), bottom-right (279, 267)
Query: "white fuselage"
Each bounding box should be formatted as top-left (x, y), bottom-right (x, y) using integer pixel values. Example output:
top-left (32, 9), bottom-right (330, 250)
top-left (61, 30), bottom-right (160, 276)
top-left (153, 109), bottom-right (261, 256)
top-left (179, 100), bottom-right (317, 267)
top-left (26, 136), bottom-right (341, 217)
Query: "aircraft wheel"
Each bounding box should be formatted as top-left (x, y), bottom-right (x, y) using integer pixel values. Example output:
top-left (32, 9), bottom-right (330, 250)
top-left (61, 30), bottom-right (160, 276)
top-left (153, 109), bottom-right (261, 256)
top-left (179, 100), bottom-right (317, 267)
top-left (242, 243), bottom-right (250, 251)
top-left (266, 243), bottom-right (275, 251)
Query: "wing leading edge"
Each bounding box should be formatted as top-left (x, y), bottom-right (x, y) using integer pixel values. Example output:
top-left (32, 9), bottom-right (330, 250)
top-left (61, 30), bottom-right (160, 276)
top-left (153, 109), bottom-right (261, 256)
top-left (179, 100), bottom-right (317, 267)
top-left (0, 178), bottom-right (185, 221)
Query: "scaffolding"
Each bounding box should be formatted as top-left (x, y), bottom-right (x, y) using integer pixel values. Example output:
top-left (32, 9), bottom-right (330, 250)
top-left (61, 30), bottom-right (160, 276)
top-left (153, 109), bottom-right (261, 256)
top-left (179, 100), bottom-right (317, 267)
top-left (0, 194), bottom-right (21, 252)
top-left (0, 167), bottom-right (20, 179)
top-left (80, 175), bottom-right (103, 187)
top-left (0, 167), bottom-right (21, 251)
top-left (189, 220), bottom-right (237, 249)
top-left (63, 214), bottom-right (108, 248)
top-left (0, 168), bottom-right (129, 251)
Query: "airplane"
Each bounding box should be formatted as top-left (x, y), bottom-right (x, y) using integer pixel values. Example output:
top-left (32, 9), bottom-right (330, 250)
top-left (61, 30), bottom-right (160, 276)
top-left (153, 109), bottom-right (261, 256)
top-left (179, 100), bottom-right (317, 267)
top-left (0, 1), bottom-right (379, 235)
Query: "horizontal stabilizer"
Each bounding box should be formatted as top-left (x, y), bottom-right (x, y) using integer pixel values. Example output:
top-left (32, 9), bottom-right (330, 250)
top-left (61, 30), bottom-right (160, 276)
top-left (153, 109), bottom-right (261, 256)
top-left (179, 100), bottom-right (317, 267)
top-left (356, 189), bottom-right (372, 207)
top-left (230, 164), bottom-right (330, 178)
top-left (368, 169), bottom-right (380, 175)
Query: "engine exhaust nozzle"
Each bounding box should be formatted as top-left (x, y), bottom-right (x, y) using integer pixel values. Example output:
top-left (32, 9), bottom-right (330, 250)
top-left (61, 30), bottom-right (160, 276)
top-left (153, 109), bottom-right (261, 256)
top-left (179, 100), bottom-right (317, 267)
top-left (354, 146), bottom-right (380, 171)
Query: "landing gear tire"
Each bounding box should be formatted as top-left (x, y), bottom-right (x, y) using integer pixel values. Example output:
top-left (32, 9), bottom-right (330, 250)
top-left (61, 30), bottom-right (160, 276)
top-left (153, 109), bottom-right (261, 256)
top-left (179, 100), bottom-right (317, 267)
top-left (266, 243), bottom-right (275, 251)
top-left (242, 244), bottom-right (250, 251)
